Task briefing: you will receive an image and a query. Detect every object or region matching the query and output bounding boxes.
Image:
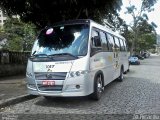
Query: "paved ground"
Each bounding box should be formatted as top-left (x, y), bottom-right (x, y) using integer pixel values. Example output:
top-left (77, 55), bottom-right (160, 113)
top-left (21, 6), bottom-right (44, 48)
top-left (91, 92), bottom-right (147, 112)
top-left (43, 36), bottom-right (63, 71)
top-left (0, 55), bottom-right (160, 120)
top-left (0, 76), bottom-right (27, 101)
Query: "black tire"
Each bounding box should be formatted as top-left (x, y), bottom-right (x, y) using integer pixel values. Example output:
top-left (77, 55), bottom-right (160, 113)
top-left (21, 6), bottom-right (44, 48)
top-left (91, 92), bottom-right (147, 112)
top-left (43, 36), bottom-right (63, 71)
top-left (90, 74), bottom-right (104, 101)
top-left (123, 71), bottom-right (127, 74)
top-left (127, 66), bottom-right (130, 73)
top-left (117, 67), bottom-right (124, 82)
top-left (123, 68), bottom-right (129, 74)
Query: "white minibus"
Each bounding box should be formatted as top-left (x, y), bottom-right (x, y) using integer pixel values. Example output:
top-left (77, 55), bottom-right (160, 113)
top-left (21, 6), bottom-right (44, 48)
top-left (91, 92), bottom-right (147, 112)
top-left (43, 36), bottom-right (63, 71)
top-left (26, 19), bottom-right (129, 100)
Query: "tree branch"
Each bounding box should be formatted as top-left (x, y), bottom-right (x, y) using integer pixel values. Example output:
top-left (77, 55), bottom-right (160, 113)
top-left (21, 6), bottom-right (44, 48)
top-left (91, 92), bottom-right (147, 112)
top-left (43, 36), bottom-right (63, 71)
top-left (75, 8), bottom-right (82, 19)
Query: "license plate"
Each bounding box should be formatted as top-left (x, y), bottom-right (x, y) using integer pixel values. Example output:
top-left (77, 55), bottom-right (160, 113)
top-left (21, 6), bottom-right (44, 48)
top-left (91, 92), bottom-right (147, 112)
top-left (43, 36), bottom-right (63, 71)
top-left (42, 80), bottom-right (55, 86)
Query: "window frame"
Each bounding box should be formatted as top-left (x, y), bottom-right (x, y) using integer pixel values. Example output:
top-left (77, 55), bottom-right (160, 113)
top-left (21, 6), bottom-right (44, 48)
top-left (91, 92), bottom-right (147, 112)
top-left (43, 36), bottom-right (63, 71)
top-left (113, 36), bottom-right (120, 50)
top-left (106, 33), bottom-right (115, 52)
top-left (99, 30), bottom-right (109, 51)
top-left (90, 27), bottom-right (103, 56)
top-left (119, 38), bottom-right (125, 51)
top-left (122, 39), bottom-right (127, 51)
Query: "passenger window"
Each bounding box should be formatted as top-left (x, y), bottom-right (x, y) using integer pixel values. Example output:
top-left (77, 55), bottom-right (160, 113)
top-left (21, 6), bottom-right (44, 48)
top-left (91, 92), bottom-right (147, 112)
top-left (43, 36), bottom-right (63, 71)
top-left (100, 31), bottom-right (108, 51)
top-left (114, 37), bottom-right (120, 50)
top-left (119, 39), bottom-right (125, 51)
top-left (123, 40), bottom-right (127, 51)
top-left (106, 33), bottom-right (114, 51)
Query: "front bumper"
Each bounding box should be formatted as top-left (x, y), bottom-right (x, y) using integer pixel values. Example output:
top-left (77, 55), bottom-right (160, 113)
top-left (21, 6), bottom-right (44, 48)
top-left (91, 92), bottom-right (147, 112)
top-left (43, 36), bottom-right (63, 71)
top-left (25, 74), bottom-right (92, 97)
top-left (27, 88), bottom-right (88, 97)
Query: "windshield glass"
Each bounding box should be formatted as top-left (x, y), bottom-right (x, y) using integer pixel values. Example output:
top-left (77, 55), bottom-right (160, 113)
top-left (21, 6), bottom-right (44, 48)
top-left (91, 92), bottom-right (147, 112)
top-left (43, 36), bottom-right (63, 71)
top-left (32, 24), bottom-right (89, 57)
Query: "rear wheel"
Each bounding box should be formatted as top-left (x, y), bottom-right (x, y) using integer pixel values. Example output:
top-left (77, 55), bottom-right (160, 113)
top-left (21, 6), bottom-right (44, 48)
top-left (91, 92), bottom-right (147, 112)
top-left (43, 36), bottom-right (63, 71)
top-left (117, 67), bottom-right (124, 82)
top-left (90, 74), bottom-right (104, 100)
top-left (124, 71), bottom-right (127, 74)
top-left (126, 62), bottom-right (130, 73)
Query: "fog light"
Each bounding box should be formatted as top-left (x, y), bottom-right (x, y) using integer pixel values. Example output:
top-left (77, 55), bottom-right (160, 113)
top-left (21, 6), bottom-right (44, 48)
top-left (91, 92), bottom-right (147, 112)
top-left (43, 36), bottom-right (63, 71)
top-left (76, 85), bottom-right (80, 89)
top-left (64, 85), bottom-right (83, 92)
top-left (27, 84), bottom-right (37, 90)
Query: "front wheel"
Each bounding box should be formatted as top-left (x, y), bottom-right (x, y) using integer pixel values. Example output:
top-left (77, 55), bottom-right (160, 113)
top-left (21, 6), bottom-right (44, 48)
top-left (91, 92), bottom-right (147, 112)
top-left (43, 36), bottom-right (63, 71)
top-left (90, 74), bottom-right (104, 101)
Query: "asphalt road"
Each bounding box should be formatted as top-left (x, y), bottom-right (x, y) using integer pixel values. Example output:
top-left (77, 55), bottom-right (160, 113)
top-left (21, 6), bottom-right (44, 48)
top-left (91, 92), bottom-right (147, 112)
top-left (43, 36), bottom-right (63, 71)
top-left (1, 55), bottom-right (160, 120)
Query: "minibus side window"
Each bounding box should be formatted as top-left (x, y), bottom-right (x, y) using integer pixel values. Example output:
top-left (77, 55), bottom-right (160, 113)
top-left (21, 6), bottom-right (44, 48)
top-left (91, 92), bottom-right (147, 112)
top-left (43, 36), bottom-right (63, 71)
top-left (91, 29), bottom-right (102, 55)
top-left (119, 38), bottom-right (124, 51)
top-left (100, 31), bottom-right (108, 51)
top-left (119, 38), bottom-right (125, 51)
top-left (106, 33), bottom-right (114, 51)
top-left (123, 40), bottom-right (127, 51)
top-left (113, 36), bottom-right (120, 51)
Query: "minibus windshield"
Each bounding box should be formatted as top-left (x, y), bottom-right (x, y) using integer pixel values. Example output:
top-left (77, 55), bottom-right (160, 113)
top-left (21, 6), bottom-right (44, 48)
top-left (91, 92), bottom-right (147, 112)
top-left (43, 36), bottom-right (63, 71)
top-left (32, 24), bottom-right (89, 58)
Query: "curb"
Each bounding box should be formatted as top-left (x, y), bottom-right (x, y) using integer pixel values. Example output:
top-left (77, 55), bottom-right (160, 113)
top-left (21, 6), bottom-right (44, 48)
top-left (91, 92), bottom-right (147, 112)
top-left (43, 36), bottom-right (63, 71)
top-left (0, 94), bottom-right (38, 109)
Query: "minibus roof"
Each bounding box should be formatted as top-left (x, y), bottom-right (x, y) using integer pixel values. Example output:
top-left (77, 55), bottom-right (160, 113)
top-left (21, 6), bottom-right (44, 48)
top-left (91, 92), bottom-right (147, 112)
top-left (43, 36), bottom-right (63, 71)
top-left (52, 19), bottom-right (91, 26)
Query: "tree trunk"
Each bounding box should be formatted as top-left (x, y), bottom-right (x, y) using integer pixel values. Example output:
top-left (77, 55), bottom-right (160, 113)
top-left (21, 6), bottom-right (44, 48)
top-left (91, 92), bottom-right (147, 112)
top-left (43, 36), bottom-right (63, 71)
top-left (130, 26), bottom-right (138, 56)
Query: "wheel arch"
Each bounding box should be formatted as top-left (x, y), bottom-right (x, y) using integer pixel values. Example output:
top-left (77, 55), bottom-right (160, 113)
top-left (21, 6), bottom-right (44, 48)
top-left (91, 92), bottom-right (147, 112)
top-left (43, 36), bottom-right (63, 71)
top-left (93, 70), bottom-right (104, 88)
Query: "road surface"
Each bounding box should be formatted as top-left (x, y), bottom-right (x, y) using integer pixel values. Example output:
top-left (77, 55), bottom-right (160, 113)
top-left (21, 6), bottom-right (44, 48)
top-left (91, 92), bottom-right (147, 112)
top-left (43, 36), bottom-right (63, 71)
top-left (1, 55), bottom-right (160, 120)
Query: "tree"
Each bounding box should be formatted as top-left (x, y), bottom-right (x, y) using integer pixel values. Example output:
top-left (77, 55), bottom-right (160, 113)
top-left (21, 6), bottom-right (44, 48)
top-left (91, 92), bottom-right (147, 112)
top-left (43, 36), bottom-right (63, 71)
top-left (103, 13), bottom-right (126, 32)
top-left (2, 18), bottom-right (36, 51)
top-left (138, 33), bottom-right (156, 51)
top-left (124, 0), bottom-right (157, 55)
top-left (135, 19), bottom-right (156, 52)
top-left (121, 19), bottom-right (157, 54)
top-left (0, 0), bottom-right (122, 28)
top-left (0, 28), bottom-right (6, 40)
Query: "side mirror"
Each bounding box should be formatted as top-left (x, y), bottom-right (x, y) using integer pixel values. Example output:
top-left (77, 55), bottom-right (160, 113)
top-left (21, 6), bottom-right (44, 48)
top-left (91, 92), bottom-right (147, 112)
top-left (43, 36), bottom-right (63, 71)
top-left (92, 36), bottom-right (101, 47)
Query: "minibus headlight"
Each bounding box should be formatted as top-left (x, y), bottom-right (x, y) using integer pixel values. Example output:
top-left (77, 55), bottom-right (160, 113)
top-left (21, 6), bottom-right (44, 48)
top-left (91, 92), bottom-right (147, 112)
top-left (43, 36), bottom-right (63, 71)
top-left (69, 70), bottom-right (88, 78)
top-left (75, 71), bottom-right (81, 76)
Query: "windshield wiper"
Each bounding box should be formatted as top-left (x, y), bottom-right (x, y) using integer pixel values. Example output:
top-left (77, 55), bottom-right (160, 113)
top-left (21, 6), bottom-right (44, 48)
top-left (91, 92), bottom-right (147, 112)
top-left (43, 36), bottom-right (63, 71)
top-left (30, 53), bottom-right (53, 59)
top-left (31, 51), bottom-right (51, 58)
top-left (30, 53), bottom-right (55, 61)
top-left (32, 50), bottom-right (36, 56)
top-left (31, 53), bottom-right (48, 57)
top-left (49, 53), bottom-right (78, 59)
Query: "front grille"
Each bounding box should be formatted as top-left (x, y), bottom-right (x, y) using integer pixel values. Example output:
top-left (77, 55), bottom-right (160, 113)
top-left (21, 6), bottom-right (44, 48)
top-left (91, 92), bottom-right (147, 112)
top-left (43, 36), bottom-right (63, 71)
top-left (37, 84), bottom-right (63, 91)
top-left (35, 72), bottom-right (67, 80)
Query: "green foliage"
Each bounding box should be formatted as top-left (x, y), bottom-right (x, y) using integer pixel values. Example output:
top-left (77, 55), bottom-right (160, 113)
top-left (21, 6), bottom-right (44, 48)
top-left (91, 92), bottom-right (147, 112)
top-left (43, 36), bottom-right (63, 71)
top-left (0, 28), bottom-right (6, 40)
top-left (123, 21), bottom-right (157, 53)
top-left (138, 33), bottom-right (156, 50)
top-left (1, 18), bottom-right (36, 51)
top-left (0, 0), bottom-right (122, 28)
top-left (122, 30), bottom-right (134, 48)
top-left (122, 0), bottom-right (157, 54)
top-left (138, 20), bottom-right (156, 34)
top-left (125, 5), bottom-right (137, 14)
top-left (137, 20), bottom-right (156, 51)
